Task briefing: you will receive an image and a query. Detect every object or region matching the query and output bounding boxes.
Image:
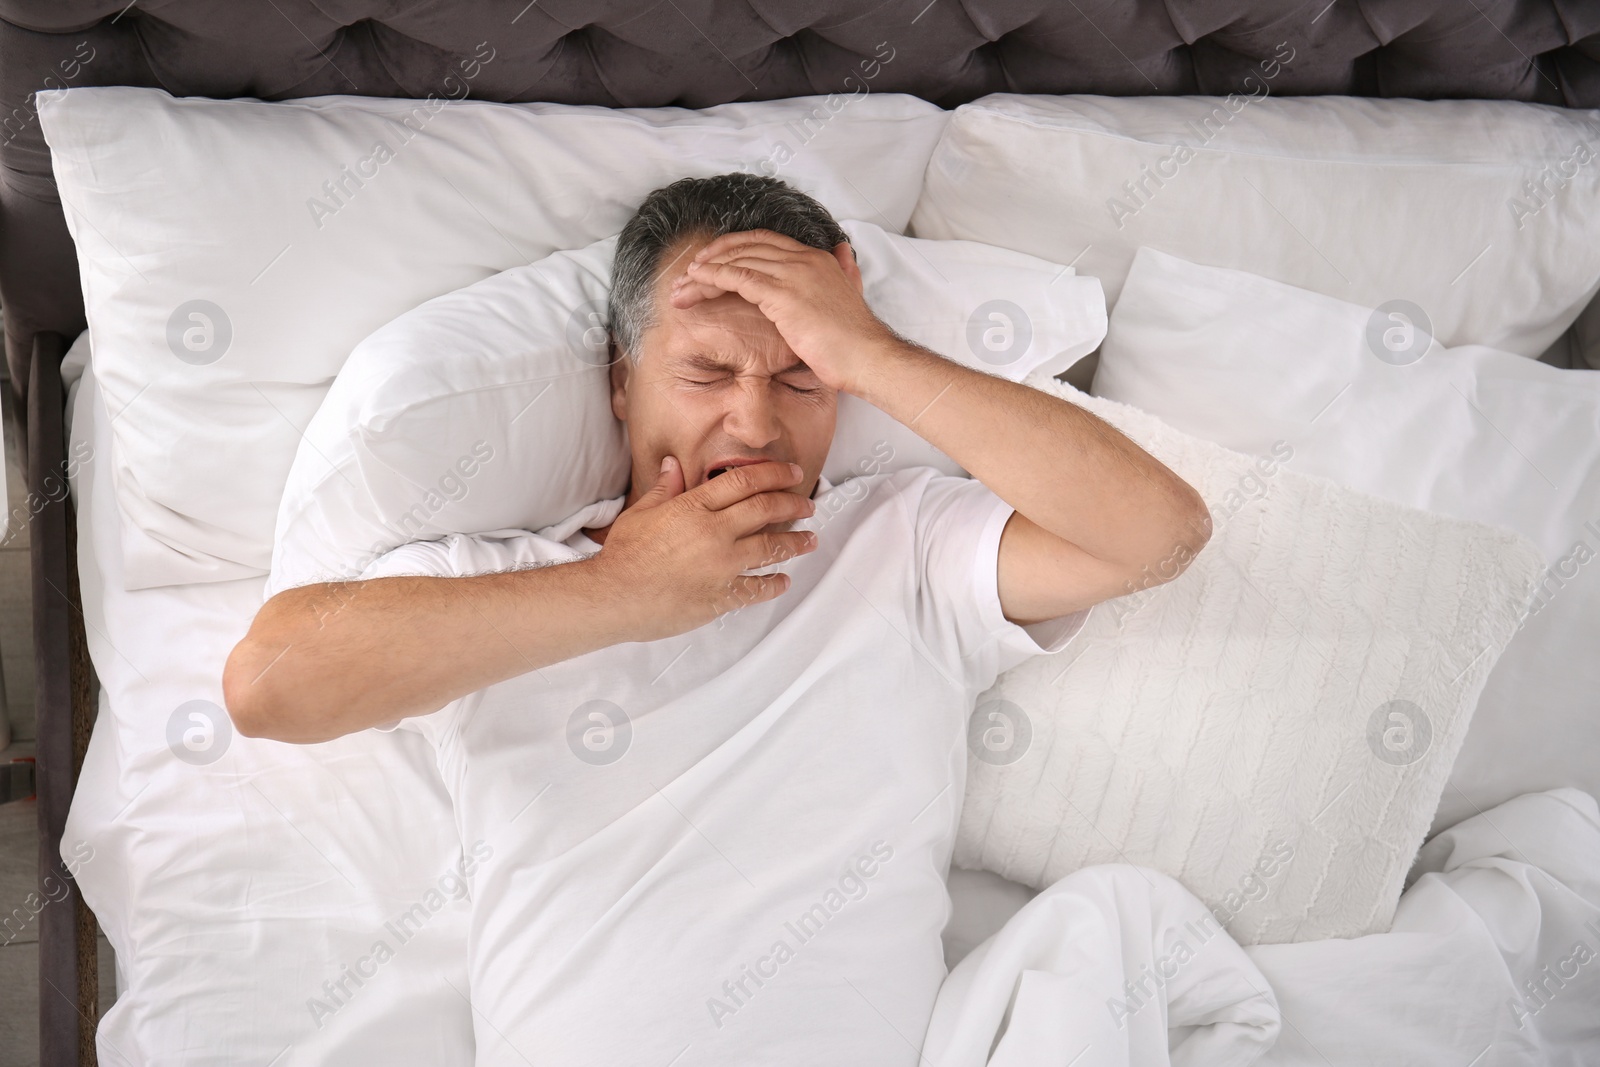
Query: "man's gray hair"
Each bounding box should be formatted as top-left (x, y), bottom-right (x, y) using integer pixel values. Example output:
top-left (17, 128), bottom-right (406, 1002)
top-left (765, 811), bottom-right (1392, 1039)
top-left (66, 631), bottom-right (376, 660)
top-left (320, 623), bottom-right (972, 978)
top-left (607, 173), bottom-right (852, 365)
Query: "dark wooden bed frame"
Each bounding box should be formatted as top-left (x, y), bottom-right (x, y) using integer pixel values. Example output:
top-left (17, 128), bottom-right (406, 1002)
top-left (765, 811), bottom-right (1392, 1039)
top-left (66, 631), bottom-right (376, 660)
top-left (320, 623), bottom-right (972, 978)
top-left (2, 1), bottom-right (1596, 1063)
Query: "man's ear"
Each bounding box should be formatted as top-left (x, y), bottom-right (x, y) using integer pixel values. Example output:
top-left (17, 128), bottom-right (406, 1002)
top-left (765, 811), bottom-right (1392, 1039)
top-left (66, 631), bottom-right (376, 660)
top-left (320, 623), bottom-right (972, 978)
top-left (832, 240), bottom-right (863, 295)
top-left (608, 351), bottom-right (630, 422)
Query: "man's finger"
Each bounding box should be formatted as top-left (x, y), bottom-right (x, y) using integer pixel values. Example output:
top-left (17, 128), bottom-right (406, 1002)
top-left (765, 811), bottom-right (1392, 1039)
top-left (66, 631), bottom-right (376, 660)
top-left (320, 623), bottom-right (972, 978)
top-left (667, 277), bottom-right (724, 310)
top-left (691, 241), bottom-right (795, 266)
top-left (671, 259), bottom-right (781, 309)
top-left (690, 228), bottom-right (812, 265)
top-left (636, 454), bottom-right (685, 507)
top-left (690, 460), bottom-right (804, 511)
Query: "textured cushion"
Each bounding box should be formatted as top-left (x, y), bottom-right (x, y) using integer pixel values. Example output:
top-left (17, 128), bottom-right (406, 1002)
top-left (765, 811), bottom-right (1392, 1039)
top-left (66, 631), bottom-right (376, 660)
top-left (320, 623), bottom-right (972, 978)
top-left (911, 93), bottom-right (1600, 358)
top-left (265, 217), bottom-right (1107, 597)
top-left (956, 372), bottom-right (1544, 945)
top-left (37, 85), bottom-right (947, 589)
top-left (1091, 246), bottom-right (1600, 835)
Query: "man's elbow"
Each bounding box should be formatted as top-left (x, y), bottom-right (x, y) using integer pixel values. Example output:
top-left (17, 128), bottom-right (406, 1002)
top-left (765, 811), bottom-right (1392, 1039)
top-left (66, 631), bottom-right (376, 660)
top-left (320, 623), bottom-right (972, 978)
top-left (222, 635), bottom-right (298, 742)
top-left (1140, 485), bottom-right (1212, 588)
top-left (1169, 487), bottom-right (1213, 576)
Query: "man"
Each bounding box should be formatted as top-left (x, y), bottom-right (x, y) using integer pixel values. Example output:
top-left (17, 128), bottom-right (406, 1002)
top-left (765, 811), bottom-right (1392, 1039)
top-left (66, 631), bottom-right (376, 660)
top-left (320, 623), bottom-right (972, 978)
top-left (225, 173), bottom-right (1210, 1064)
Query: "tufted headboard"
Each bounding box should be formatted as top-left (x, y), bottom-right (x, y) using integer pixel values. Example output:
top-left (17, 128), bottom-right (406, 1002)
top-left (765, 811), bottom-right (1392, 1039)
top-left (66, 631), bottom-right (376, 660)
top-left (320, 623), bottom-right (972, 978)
top-left (1, 0), bottom-right (1599, 426)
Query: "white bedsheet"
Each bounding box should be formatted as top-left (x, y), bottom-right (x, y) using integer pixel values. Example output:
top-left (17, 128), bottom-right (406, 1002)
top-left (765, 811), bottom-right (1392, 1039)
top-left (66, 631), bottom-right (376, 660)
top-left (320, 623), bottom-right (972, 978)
top-left (63, 342), bottom-right (476, 1067)
top-left (938, 789), bottom-right (1600, 1066)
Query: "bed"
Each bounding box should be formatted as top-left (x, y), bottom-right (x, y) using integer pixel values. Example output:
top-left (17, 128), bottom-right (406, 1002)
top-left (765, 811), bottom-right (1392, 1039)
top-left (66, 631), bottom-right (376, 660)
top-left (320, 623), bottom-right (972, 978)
top-left (3, 2), bottom-right (1600, 1065)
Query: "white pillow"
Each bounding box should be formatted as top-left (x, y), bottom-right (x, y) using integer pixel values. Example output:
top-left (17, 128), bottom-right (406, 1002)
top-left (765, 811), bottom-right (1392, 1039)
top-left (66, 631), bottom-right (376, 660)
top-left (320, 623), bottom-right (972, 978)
top-left (911, 93), bottom-right (1600, 358)
top-left (37, 85), bottom-right (949, 589)
top-left (1091, 247), bottom-right (1600, 834)
top-left (266, 218), bottom-right (1106, 596)
top-left (957, 372), bottom-right (1544, 945)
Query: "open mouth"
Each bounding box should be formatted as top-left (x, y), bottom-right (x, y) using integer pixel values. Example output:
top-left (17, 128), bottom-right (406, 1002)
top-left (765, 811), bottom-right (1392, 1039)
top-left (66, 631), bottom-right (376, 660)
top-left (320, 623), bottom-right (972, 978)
top-left (704, 458), bottom-right (768, 483)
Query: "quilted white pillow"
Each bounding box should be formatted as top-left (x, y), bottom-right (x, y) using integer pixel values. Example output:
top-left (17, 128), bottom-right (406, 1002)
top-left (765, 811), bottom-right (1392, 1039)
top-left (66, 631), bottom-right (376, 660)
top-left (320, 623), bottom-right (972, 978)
top-left (265, 217), bottom-right (1106, 597)
top-left (37, 85), bottom-right (948, 589)
top-left (912, 93), bottom-right (1600, 358)
top-left (956, 372), bottom-right (1544, 946)
top-left (1091, 247), bottom-right (1600, 835)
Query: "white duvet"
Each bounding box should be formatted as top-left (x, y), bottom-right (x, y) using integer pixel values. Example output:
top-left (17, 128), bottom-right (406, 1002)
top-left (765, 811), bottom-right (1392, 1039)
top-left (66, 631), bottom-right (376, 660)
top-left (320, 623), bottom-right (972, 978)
top-left (934, 788), bottom-right (1600, 1066)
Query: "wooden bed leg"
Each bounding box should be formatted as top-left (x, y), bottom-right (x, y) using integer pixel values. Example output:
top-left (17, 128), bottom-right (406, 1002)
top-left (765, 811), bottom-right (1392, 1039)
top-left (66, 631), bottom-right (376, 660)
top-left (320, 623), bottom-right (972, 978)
top-left (29, 331), bottom-right (99, 1067)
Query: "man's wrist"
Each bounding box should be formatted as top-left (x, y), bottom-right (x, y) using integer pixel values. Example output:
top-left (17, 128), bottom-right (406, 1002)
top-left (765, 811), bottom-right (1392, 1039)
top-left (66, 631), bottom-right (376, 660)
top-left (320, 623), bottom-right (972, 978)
top-left (842, 334), bottom-right (955, 424)
top-left (841, 332), bottom-right (926, 405)
top-left (567, 553), bottom-right (657, 646)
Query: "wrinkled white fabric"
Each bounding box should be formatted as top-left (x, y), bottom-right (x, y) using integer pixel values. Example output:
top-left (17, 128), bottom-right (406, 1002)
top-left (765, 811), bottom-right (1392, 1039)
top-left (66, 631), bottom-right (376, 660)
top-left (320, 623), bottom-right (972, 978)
top-left (926, 864), bottom-right (1280, 1067)
top-left (1249, 788), bottom-right (1600, 1067)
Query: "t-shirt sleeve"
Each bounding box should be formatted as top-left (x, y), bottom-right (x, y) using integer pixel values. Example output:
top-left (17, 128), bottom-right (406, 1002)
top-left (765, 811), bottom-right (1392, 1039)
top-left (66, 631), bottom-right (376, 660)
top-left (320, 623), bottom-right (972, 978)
top-left (354, 529), bottom-right (586, 738)
top-left (912, 472), bottom-right (1092, 688)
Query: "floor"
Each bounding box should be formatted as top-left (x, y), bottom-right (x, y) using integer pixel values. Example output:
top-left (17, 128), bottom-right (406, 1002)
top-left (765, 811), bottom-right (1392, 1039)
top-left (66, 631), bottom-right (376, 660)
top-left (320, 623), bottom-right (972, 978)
top-left (0, 342), bottom-right (119, 1066)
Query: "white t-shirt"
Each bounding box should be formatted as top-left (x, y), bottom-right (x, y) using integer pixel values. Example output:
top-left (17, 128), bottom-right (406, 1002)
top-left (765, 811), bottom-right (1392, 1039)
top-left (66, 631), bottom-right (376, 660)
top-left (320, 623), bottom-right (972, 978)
top-left (362, 466), bottom-right (1091, 1066)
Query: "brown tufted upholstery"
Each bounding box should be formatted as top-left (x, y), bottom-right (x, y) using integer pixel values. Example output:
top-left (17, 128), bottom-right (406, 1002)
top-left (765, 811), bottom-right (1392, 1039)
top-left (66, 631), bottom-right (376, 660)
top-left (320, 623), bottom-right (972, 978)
top-left (2, 0), bottom-right (1599, 407)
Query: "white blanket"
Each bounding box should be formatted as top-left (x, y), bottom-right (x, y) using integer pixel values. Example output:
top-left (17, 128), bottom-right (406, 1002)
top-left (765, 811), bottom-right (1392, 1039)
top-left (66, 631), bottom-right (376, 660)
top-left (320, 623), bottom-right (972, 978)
top-left (929, 789), bottom-right (1600, 1066)
top-left (1250, 788), bottom-right (1600, 1067)
top-left (926, 866), bottom-right (1280, 1066)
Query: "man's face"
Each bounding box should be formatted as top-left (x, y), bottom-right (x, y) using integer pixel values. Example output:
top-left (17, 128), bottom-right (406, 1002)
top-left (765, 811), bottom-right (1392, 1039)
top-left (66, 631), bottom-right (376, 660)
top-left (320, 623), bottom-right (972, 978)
top-left (609, 232), bottom-right (859, 508)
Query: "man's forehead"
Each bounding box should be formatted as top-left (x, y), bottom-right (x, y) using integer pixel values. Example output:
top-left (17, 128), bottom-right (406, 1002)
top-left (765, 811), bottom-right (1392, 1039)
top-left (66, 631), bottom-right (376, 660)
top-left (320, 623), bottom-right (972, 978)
top-left (668, 349), bottom-right (812, 376)
top-left (648, 256), bottom-right (800, 372)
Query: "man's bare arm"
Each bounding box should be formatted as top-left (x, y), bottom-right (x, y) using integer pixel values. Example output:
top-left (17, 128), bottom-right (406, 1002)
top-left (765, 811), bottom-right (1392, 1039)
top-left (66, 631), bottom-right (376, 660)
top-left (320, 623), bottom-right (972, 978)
top-left (670, 230), bottom-right (1210, 623)
top-left (848, 338), bottom-right (1210, 622)
top-left (224, 458), bottom-right (817, 744)
top-left (225, 560), bottom-right (636, 744)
